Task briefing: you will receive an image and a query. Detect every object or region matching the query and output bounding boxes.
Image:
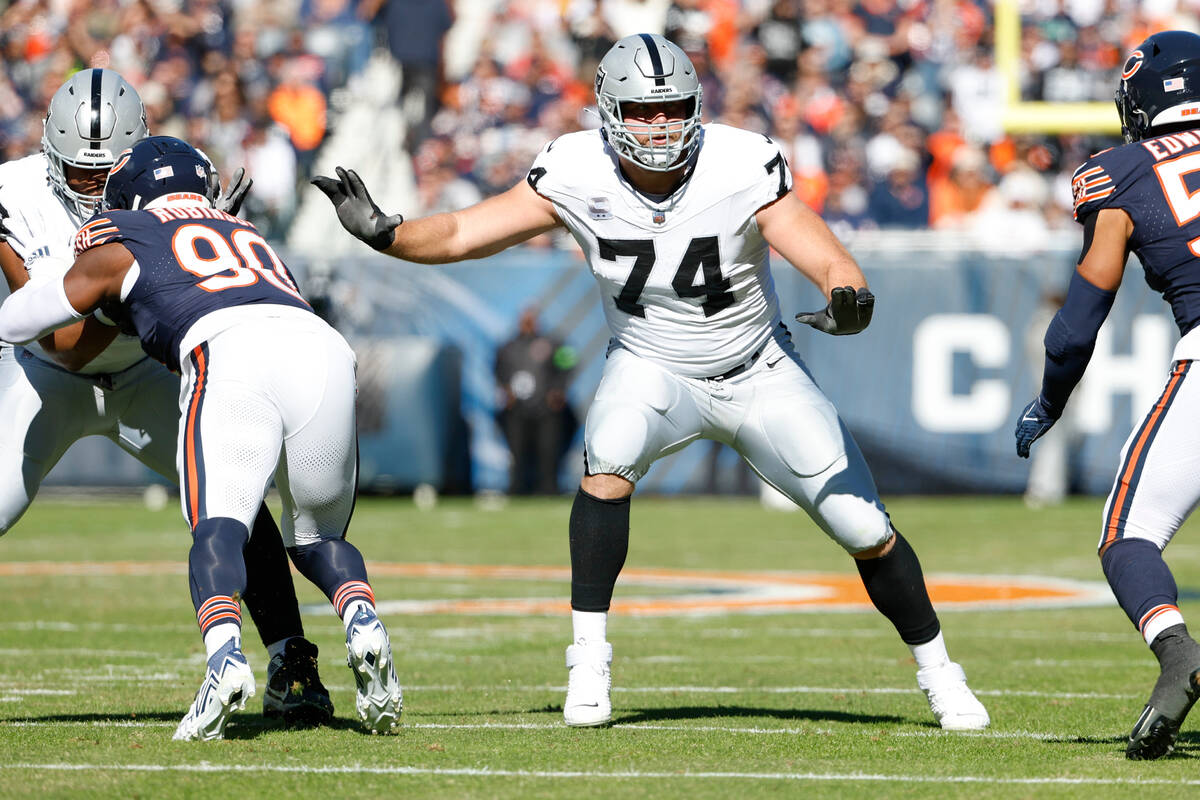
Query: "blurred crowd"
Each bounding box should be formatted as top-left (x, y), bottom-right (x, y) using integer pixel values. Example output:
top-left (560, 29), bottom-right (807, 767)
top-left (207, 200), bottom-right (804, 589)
top-left (2, 0), bottom-right (1198, 241)
top-left (0, 0), bottom-right (374, 238)
top-left (415, 0), bottom-right (1196, 241)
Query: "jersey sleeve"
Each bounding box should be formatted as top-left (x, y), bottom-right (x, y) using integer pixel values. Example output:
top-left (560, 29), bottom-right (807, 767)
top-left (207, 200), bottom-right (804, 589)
top-left (525, 136), bottom-right (567, 203)
top-left (1070, 147), bottom-right (1138, 222)
top-left (723, 131), bottom-right (795, 222)
top-left (72, 213), bottom-right (128, 256)
top-left (748, 134), bottom-right (795, 211)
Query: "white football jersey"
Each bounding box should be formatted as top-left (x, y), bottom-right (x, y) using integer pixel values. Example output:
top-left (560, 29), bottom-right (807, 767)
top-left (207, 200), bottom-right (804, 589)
top-left (0, 153), bottom-right (146, 373)
top-left (528, 124), bottom-right (794, 377)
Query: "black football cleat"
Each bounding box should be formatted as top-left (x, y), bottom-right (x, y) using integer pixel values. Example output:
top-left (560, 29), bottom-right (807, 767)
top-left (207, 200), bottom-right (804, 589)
top-left (263, 637), bottom-right (335, 728)
top-left (1126, 667), bottom-right (1200, 760)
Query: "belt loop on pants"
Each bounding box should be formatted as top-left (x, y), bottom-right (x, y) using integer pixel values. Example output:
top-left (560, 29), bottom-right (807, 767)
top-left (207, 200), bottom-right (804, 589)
top-left (706, 348), bottom-right (762, 382)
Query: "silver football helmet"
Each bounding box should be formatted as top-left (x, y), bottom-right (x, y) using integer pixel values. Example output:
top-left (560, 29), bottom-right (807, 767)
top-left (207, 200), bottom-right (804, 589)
top-left (42, 69), bottom-right (149, 218)
top-left (595, 33), bottom-right (703, 171)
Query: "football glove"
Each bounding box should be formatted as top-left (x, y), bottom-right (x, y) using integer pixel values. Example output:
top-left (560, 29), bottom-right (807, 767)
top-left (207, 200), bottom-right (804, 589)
top-left (311, 167), bottom-right (403, 251)
top-left (1015, 396), bottom-right (1058, 458)
top-left (795, 286), bottom-right (874, 335)
top-left (216, 167), bottom-right (252, 217)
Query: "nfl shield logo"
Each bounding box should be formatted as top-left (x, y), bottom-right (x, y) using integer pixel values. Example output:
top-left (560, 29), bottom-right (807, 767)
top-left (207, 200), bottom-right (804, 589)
top-left (652, 211), bottom-right (666, 224)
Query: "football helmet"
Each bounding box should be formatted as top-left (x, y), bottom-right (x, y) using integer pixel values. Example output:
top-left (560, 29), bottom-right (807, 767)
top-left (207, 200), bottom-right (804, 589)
top-left (595, 33), bottom-right (703, 171)
top-left (102, 136), bottom-right (218, 212)
top-left (42, 69), bottom-right (149, 218)
top-left (1115, 30), bottom-right (1200, 143)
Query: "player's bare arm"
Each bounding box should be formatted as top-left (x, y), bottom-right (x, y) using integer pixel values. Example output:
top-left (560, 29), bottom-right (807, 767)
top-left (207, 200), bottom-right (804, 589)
top-left (0, 242), bottom-right (131, 347)
top-left (1076, 207), bottom-right (1133, 291)
top-left (312, 167), bottom-right (561, 263)
top-left (0, 236), bottom-right (120, 368)
top-left (757, 191), bottom-right (874, 335)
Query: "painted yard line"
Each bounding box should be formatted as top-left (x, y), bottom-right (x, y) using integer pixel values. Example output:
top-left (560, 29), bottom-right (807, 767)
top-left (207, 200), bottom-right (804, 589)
top-left (0, 674), bottom-right (1134, 700)
top-left (3, 763), bottom-right (1199, 786)
top-left (401, 684), bottom-right (1139, 700)
top-left (0, 648), bottom-right (168, 658)
top-left (0, 720), bottom-right (1092, 740)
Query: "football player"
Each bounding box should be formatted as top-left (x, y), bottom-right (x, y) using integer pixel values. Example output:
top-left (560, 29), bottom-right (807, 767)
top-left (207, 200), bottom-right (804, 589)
top-left (0, 69), bottom-right (334, 728)
top-left (0, 135), bottom-right (403, 740)
top-left (1016, 30), bottom-right (1200, 760)
top-left (313, 33), bottom-right (988, 731)
top-left (0, 70), bottom-right (333, 734)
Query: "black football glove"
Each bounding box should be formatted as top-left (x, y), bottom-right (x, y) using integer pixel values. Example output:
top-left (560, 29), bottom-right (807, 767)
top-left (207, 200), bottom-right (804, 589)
top-left (215, 167), bottom-right (253, 217)
top-left (795, 286), bottom-right (874, 335)
top-left (1014, 396), bottom-right (1059, 458)
top-left (310, 166), bottom-right (403, 251)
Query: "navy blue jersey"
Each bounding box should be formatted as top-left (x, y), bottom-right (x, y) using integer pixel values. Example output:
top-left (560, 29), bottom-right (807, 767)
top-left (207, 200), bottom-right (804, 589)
top-left (73, 205), bottom-right (311, 371)
top-left (1072, 130), bottom-right (1200, 335)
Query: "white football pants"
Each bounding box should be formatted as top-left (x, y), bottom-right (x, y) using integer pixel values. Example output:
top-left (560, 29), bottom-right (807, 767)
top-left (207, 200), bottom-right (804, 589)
top-left (177, 310), bottom-right (358, 548)
top-left (1100, 359), bottom-right (1200, 553)
top-left (584, 330), bottom-right (892, 553)
top-left (0, 344), bottom-right (178, 534)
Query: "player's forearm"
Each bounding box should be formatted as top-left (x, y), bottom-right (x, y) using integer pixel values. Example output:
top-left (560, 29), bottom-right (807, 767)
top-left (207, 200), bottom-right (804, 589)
top-left (37, 317), bottom-right (120, 370)
top-left (382, 212), bottom-right (465, 264)
top-left (1037, 270), bottom-right (1117, 416)
top-left (0, 276), bottom-right (85, 344)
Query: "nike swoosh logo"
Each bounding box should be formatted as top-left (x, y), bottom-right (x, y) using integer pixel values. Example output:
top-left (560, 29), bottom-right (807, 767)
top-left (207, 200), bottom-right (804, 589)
top-left (767, 356), bottom-right (785, 368)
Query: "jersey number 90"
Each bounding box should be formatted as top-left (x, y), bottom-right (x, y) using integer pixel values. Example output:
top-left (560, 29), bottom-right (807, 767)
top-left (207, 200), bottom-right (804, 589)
top-left (172, 224), bottom-right (305, 302)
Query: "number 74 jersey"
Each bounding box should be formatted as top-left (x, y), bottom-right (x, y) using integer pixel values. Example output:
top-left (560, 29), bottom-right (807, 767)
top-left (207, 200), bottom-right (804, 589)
top-left (528, 124), bottom-right (794, 378)
top-left (73, 206), bottom-right (311, 372)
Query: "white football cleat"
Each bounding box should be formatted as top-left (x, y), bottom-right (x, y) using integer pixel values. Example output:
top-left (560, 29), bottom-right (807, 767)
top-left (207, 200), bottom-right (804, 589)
top-left (346, 606), bottom-right (402, 734)
top-left (564, 639), bottom-right (613, 727)
top-left (917, 661), bottom-right (990, 731)
top-left (173, 639), bottom-right (256, 741)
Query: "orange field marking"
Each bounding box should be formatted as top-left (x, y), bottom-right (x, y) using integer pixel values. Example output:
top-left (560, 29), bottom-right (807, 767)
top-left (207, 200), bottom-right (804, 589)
top-left (0, 561), bottom-right (1112, 616)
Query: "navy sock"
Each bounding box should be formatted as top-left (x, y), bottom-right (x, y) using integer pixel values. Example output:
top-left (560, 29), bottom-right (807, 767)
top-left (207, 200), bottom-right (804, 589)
top-left (569, 488), bottom-right (630, 612)
top-left (1101, 538), bottom-right (1180, 636)
top-left (189, 517), bottom-right (249, 637)
top-left (855, 530), bottom-right (941, 645)
top-left (288, 539), bottom-right (370, 606)
top-left (241, 504), bottom-right (304, 647)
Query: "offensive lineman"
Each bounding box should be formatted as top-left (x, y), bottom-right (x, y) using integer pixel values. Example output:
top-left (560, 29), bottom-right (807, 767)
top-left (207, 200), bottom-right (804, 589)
top-left (0, 70), bottom-right (331, 727)
top-left (0, 135), bottom-right (404, 740)
top-left (314, 34), bottom-right (988, 730)
top-left (1016, 30), bottom-right (1200, 760)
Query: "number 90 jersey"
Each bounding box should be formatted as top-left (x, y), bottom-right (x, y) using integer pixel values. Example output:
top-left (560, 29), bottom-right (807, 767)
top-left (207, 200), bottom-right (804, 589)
top-left (528, 124), bottom-right (793, 377)
top-left (73, 206), bottom-right (311, 371)
top-left (1072, 131), bottom-right (1200, 337)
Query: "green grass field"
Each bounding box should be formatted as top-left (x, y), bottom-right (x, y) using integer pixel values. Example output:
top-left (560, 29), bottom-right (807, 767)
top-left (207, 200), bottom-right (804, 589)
top-left (3, 494), bottom-right (1200, 798)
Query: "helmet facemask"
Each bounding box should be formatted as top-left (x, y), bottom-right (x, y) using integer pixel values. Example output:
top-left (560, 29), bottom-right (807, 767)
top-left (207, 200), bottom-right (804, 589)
top-left (41, 69), bottom-right (149, 219)
top-left (596, 34), bottom-right (704, 172)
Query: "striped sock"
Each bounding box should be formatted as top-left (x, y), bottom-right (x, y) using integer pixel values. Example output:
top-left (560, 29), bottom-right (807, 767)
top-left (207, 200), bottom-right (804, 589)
top-left (333, 580), bottom-right (376, 629)
top-left (196, 595), bottom-right (242, 659)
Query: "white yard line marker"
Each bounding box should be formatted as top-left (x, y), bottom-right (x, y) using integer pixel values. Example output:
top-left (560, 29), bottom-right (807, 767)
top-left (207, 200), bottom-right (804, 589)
top-left (1, 763), bottom-right (1197, 786)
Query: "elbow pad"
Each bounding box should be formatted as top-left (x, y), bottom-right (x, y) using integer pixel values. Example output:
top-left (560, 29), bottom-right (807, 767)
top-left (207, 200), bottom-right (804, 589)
top-left (0, 275), bottom-right (85, 345)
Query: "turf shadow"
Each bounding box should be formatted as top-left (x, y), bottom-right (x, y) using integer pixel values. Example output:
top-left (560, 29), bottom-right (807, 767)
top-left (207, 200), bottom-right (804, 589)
top-left (591, 705), bottom-right (907, 726)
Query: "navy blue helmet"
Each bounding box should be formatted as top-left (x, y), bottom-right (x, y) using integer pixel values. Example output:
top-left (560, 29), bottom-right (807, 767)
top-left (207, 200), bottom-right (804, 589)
top-left (102, 135), bottom-right (217, 211)
top-left (1116, 31), bottom-right (1200, 143)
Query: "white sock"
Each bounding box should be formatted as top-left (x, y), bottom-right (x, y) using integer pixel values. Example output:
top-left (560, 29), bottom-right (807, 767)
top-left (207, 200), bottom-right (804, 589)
top-left (909, 631), bottom-right (950, 671)
top-left (203, 623), bottom-right (241, 661)
top-left (341, 599), bottom-right (373, 632)
top-left (266, 637), bottom-right (292, 661)
top-left (572, 610), bottom-right (607, 644)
